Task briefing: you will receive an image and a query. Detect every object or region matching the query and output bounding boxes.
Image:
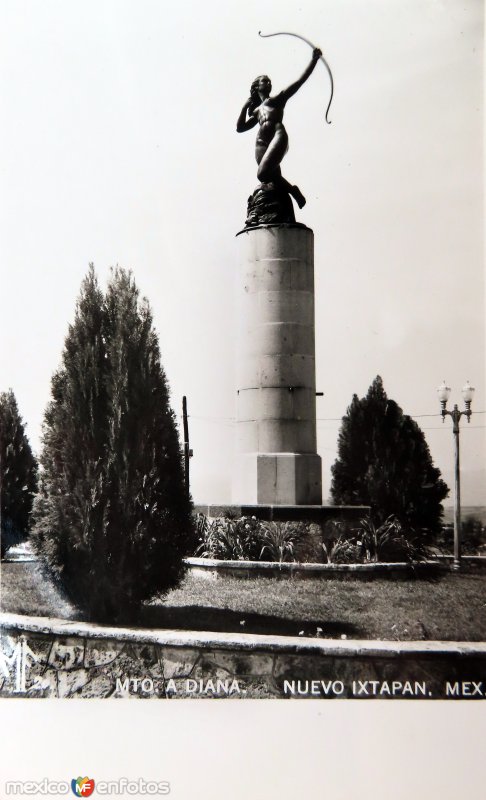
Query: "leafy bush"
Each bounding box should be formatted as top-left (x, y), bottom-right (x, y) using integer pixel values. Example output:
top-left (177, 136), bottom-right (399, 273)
top-left (321, 520), bottom-right (361, 564)
top-left (32, 267), bottom-right (194, 623)
top-left (0, 390), bottom-right (38, 558)
top-left (195, 515), bottom-right (262, 561)
top-left (196, 516), bottom-right (305, 563)
top-left (438, 516), bottom-right (486, 555)
top-left (461, 516), bottom-right (486, 553)
top-left (321, 537), bottom-right (362, 564)
top-left (331, 376), bottom-right (449, 537)
top-left (356, 516), bottom-right (430, 563)
top-left (259, 522), bottom-right (305, 563)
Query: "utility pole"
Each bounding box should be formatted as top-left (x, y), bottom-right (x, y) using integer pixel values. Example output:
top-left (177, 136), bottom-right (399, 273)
top-left (182, 396), bottom-right (193, 499)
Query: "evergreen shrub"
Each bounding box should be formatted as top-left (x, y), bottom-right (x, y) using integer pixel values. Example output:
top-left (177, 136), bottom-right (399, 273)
top-left (33, 267), bottom-right (194, 623)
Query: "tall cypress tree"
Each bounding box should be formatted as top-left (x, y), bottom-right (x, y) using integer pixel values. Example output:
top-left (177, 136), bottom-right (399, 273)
top-left (331, 376), bottom-right (449, 536)
top-left (33, 266), bottom-right (194, 622)
top-left (0, 390), bottom-right (38, 557)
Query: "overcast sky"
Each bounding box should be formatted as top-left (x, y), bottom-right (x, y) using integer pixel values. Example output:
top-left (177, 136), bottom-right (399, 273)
top-left (0, 0), bottom-right (484, 506)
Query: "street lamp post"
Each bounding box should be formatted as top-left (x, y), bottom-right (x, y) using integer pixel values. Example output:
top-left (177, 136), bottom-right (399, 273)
top-left (437, 380), bottom-right (475, 570)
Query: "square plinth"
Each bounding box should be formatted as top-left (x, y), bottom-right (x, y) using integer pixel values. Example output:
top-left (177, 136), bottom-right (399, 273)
top-left (232, 452), bottom-right (322, 505)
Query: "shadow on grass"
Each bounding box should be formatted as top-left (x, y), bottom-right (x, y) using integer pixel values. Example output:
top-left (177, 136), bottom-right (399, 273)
top-left (138, 604), bottom-right (360, 638)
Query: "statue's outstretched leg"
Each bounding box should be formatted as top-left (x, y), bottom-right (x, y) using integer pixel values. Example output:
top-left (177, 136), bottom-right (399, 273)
top-left (283, 180), bottom-right (306, 209)
top-left (268, 172), bottom-right (306, 209)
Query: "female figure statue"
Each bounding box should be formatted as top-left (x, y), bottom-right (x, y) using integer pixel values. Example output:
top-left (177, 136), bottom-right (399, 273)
top-left (236, 48), bottom-right (322, 210)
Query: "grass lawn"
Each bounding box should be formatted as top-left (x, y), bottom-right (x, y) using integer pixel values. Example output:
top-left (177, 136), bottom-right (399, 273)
top-left (2, 559), bottom-right (485, 641)
top-left (0, 561), bottom-right (79, 620)
top-left (146, 572), bottom-right (486, 641)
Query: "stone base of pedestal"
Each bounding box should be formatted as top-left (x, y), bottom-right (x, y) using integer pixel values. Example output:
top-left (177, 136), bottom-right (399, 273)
top-left (232, 452), bottom-right (322, 506)
top-left (194, 503), bottom-right (370, 525)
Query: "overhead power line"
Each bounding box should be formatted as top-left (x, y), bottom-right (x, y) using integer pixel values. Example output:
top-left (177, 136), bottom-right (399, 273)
top-left (177, 410), bottom-right (486, 425)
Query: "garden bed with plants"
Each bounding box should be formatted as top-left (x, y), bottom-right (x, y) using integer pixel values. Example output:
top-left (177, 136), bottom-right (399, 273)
top-left (191, 513), bottom-right (486, 580)
top-left (194, 513), bottom-right (441, 566)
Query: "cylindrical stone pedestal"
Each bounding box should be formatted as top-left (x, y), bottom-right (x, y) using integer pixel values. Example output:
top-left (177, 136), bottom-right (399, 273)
top-left (233, 223), bottom-right (322, 505)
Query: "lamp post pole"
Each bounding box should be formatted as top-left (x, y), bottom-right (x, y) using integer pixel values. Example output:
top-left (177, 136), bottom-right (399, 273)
top-left (437, 381), bottom-right (475, 570)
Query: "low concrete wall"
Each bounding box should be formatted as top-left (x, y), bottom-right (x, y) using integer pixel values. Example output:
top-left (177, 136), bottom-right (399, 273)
top-left (194, 504), bottom-right (369, 523)
top-left (1, 612), bottom-right (486, 700)
top-left (184, 557), bottom-right (444, 581)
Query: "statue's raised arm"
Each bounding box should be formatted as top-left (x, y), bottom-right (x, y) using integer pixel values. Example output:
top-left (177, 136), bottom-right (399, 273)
top-left (258, 30), bottom-right (334, 124)
top-left (278, 48), bottom-right (322, 103)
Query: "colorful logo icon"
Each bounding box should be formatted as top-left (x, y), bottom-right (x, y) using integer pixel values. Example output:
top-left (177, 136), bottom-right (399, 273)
top-left (71, 777), bottom-right (95, 797)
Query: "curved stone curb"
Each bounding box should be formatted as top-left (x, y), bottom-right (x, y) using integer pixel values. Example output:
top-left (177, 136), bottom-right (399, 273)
top-left (184, 557), bottom-right (445, 579)
top-left (2, 611), bottom-right (486, 658)
top-left (2, 612), bottom-right (486, 699)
